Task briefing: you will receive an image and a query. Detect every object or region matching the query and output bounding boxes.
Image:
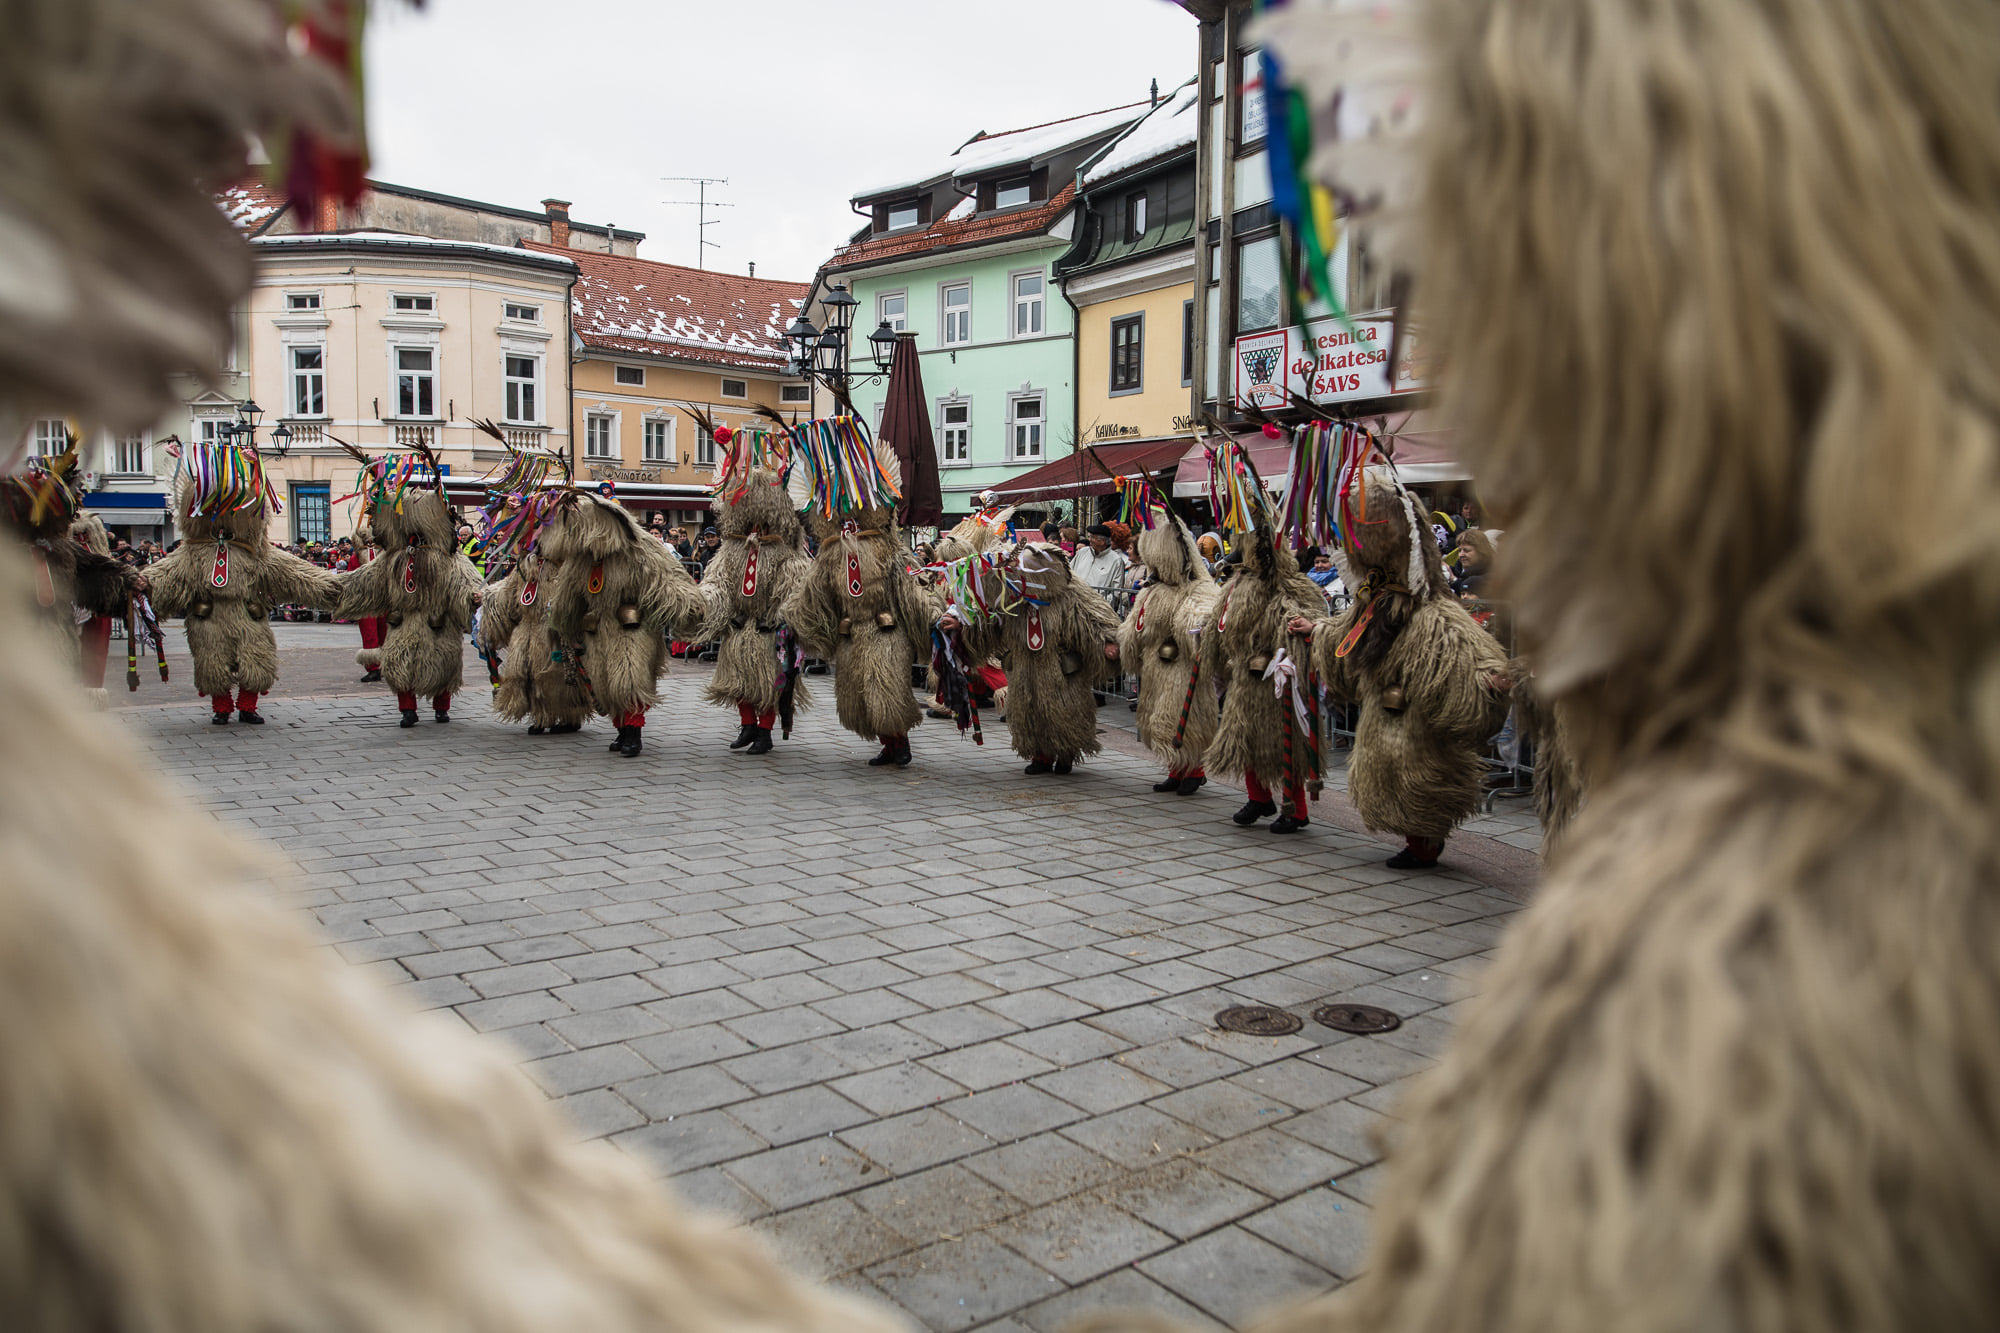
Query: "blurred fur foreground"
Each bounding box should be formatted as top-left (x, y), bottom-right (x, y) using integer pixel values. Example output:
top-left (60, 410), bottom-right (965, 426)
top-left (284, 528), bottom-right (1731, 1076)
top-left (0, 545), bottom-right (901, 1330)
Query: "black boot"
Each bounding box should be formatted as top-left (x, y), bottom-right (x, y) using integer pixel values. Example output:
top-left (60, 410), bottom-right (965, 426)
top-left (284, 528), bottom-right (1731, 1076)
top-left (1152, 776), bottom-right (1182, 792)
top-left (1176, 774), bottom-right (1207, 796)
top-left (616, 724), bottom-right (642, 757)
top-left (1270, 813), bottom-right (1309, 834)
top-left (551, 722), bottom-right (580, 734)
top-left (1232, 799), bottom-right (1277, 826)
top-left (528, 725), bottom-right (546, 735)
top-left (237, 710), bottom-right (264, 725)
top-left (399, 709), bottom-right (419, 728)
top-left (1023, 758), bottom-right (1053, 775)
top-left (868, 741), bottom-right (899, 766)
top-left (728, 723), bottom-right (758, 750)
top-left (434, 709), bottom-right (450, 723)
top-left (211, 712), bottom-right (231, 725)
top-left (360, 669), bottom-right (382, 683)
top-left (744, 727), bottom-right (774, 755)
top-left (1052, 756), bottom-right (1073, 775)
top-left (891, 737), bottom-right (912, 767)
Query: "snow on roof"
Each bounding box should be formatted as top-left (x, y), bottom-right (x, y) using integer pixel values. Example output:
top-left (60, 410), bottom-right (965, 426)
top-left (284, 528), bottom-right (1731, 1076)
top-left (1084, 81), bottom-right (1200, 185)
top-left (523, 242), bottom-right (806, 372)
top-left (254, 230), bottom-right (578, 266)
top-left (853, 102), bottom-right (1149, 201)
top-left (217, 180), bottom-right (288, 234)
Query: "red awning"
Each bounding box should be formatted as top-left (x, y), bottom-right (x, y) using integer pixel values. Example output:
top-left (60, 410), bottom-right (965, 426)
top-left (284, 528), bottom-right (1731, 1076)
top-left (1172, 410), bottom-right (1470, 496)
top-left (990, 438), bottom-right (1193, 503)
top-left (1171, 431), bottom-right (1290, 497)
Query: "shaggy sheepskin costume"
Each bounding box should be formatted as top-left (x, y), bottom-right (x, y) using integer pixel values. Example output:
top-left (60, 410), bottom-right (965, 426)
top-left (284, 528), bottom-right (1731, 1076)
top-left (335, 475), bottom-right (482, 727)
top-left (1202, 1), bottom-right (2000, 1330)
top-left (779, 447), bottom-right (938, 768)
top-left (541, 492), bottom-right (706, 757)
top-left (696, 470), bottom-right (812, 756)
top-left (146, 477), bottom-right (343, 724)
top-left (1, 453), bottom-right (141, 685)
top-left (1199, 534), bottom-right (1331, 833)
top-left (70, 512), bottom-right (116, 704)
top-left (1307, 469), bottom-right (1512, 867)
top-left (960, 545), bottom-right (1122, 775)
top-left (1118, 518), bottom-right (1220, 795)
top-left (480, 551), bottom-right (590, 735)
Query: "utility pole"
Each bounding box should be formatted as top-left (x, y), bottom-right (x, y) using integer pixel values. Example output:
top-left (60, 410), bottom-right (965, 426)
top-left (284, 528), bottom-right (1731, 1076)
top-left (660, 176), bottom-right (732, 269)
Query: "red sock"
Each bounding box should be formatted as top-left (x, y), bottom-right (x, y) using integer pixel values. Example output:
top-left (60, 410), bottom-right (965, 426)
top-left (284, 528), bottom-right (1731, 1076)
top-left (211, 694), bottom-right (234, 716)
top-left (738, 701), bottom-right (757, 726)
top-left (236, 691), bottom-right (259, 714)
top-left (756, 707), bottom-right (776, 729)
top-left (433, 692), bottom-right (451, 714)
top-left (359, 618), bottom-right (383, 650)
top-left (1245, 773), bottom-right (1273, 803)
top-left (616, 708), bottom-right (646, 728)
top-left (396, 692), bottom-right (418, 711)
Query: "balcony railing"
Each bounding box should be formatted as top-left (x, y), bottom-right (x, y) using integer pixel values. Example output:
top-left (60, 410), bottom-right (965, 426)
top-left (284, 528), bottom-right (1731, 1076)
top-left (278, 421), bottom-right (324, 448)
top-left (394, 424), bottom-right (435, 449)
top-left (500, 424), bottom-right (549, 450)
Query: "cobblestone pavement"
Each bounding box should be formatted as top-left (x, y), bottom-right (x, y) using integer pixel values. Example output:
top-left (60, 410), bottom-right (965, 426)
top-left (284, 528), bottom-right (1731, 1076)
top-left (118, 627), bottom-right (1530, 1331)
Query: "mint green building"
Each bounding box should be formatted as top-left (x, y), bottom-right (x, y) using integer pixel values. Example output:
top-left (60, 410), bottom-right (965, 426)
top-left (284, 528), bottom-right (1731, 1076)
top-left (810, 103), bottom-right (1148, 524)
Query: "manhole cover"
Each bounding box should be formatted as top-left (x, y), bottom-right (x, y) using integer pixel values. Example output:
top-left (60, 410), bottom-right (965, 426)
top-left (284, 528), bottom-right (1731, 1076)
top-left (1313, 1003), bottom-right (1402, 1034)
top-left (1214, 1005), bottom-right (1304, 1036)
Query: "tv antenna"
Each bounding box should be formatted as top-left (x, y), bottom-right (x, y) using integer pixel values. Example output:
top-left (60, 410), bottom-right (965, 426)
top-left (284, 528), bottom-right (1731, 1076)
top-left (660, 176), bottom-right (733, 269)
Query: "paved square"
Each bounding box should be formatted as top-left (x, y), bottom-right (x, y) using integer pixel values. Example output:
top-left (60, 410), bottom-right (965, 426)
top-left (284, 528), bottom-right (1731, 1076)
top-left (117, 627), bottom-right (1528, 1330)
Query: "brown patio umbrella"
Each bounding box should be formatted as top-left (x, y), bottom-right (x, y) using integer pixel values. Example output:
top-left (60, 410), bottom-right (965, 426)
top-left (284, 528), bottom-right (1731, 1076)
top-left (878, 331), bottom-right (944, 527)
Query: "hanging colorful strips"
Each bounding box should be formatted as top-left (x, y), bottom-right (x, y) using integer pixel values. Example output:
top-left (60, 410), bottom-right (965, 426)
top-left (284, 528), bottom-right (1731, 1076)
top-left (1205, 436), bottom-right (1279, 540)
top-left (342, 452), bottom-right (437, 516)
top-left (1281, 419), bottom-right (1378, 554)
top-left (712, 425), bottom-right (792, 504)
top-left (476, 450), bottom-right (566, 561)
top-left (1112, 473), bottom-right (1168, 532)
top-left (934, 548), bottom-right (1034, 629)
top-left (788, 416), bottom-right (900, 519)
top-left (1, 451), bottom-right (81, 529)
top-left (184, 439), bottom-right (282, 521)
top-left (1257, 0), bottom-right (1365, 352)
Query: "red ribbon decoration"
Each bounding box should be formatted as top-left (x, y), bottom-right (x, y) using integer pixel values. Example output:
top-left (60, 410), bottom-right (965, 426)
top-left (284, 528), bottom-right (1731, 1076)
top-left (1026, 608), bottom-right (1044, 652)
top-left (587, 563), bottom-right (605, 595)
top-left (845, 551), bottom-right (863, 598)
top-left (742, 544), bottom-right (760, 598)
top-left (210, 543), bottom-right (230, 589)
top-left (520, 579), bottom-right (537, 607)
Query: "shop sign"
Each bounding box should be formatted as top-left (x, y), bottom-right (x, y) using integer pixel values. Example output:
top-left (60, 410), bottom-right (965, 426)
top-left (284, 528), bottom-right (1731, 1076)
top-left (587, 465), bottom-right (662, 483)
top-left (1232, 312), bottom-right (1423, 410)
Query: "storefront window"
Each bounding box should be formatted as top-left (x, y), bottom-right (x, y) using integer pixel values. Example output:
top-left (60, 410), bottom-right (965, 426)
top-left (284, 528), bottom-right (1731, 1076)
top-left (1236, 234), bottom-right (1284, 334)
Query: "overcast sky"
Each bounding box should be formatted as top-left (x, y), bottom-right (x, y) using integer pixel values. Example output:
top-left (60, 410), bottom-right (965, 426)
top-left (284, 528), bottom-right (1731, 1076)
top-left (363, 0), bottom-right (1198, 283)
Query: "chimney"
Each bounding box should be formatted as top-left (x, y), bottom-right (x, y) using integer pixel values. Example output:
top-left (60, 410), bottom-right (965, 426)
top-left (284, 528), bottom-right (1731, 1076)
top-left (1150, 78), bottom-right (1159, 108)
top-left (542, 198), bottom-right (572, 248)
top-left (748, 262), bottom-right (756, 278)
top-left (314, 193), bottom-right (340, 233)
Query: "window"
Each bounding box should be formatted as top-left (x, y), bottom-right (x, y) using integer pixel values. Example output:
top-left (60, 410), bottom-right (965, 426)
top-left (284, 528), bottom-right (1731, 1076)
top-left (113, 435), bottom-right (148, 474)
top-left (886, 200), bottom-right (920, 230)
top-left (504, 302), bottom-right (540, 322)
top-left (1239, 49), bottom-right (1268, 146)
top-left (720, 378), bottom-right (748, 400)
top-left (32, 418), bottom-right (66, 456)
top-left (504, 355), bottom-right (538, 423)
top-left (197, 418), bottom-right (231, 445)
top-left (781, 383), bottom-right (812, 404)
top-left (392, 293), bottom-right (435, 313)
top-left (642, 419), bottom-right (671, 463)
top-left (1111, 314), bottom-right (1143, 394)
top-left (941, 282), bottom-right (971, 345)
top-left (878, 291), bottom-right (907, 333)
top-left (1008, 394), bottom-right (1043, 460)
top-left (395, 347), bottom-right (436, 417)
top-left (585, 413), bottom-right (615, 459)
top-left (285, 292), bottom-right (321, 311)
top-left (1182, 299), bottom-right (1195, 387)
top-left (291, 346), bottom-right (325, 417)
top-left (938, 401), bottom-right (970, 465)
top-left (291, 482), bottom-right (331, 545)
top-left (695, 424), bottom-right (719, 467)
top-left (1012, 272), bottom-right (1044, 338)
top-left (1127, 192), bottom-right (1149, 240)
top-left (996, 176), bottom-right (1032, 209)
top-left (615, 365), bottom-right (645, 386)
top-left (1236, 234), bottom-right (1284, 334)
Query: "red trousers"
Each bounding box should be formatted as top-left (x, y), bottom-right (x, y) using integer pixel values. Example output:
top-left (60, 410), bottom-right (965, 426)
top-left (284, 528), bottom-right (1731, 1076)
top-left (736, 701), bottom-right (776, 728)
top-left (1245, 772), bottom-right (1308, 820)
top-left (397, 691), bottom-right (452, 712)
top-left (212, 690), bottom-right (259, 714)
top-left (615, 708), bottom-right (647, 728)
top-left (1168, 764), bottom-right (1206, 780)
top-left (359, 618), bottom-right (383, 650)
top-left (80, 615), bottom-right (112, 689)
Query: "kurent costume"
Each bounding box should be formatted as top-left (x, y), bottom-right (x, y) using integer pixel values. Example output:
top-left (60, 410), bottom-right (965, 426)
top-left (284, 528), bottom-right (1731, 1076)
top-left (481, 552), bottom-right (589, 735)
top-left (955, 544), bottom-right (1120, 775)
top-left (779, 416), bottom-right (936, 768)
top-left (541, 489), bottom-right (705, 758)
top-left (1117, 513), bottom-right (1220, 796)
top-left (1, 447), bottom-right (142, 688)
top-left (70, 513), bottom-right (116, 704)
top-left (333, 451), bottom-right (482, 727)
top-left (695, 421), bottom-right (811, 756)
top-left (1307, 467), bottom-right (1511, 867)
top-left (340, 530), bottom-right (383, 682)
top-left (146, 453), bottom-right (343, 724)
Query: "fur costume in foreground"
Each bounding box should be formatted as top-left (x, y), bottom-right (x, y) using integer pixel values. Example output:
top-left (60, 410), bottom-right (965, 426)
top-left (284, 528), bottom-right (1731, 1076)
top-left (335, 477), bottom-right (481, 708)
top-left (1310, 470), bottom-right (1511, 846)
top-left (1222, 0), bottom-right (2000, 1329)
top-left (1117, 519), bottom-right (1221, 780)
top-left (697, 472), bottom-right (812, 726)
top-left (1199, 536), bottom-right (1331, 802)
top-left (2, 451), bottom-right (140, 676)
top-left (480, 552), bottom-right (590, 732)
top-left (146, 476), bottom-right (342, 712)
top-left (0, 543), bottom-right (902, 1333)
top-left (70, 512), bottom-right (116, 703)
top-left (963, 546), bottom-right (1121, 768)
top-left (542, 494), bottom-right (706, 721)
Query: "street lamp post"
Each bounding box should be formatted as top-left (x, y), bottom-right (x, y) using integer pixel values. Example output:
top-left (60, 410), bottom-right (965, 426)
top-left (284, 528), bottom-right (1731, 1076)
top-left (784, 282), bottom-right (899, 404)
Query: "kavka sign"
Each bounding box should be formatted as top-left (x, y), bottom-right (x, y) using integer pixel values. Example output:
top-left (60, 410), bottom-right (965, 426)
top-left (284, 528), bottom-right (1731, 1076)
top-left (1232, 312), bottom-right (1422, 410)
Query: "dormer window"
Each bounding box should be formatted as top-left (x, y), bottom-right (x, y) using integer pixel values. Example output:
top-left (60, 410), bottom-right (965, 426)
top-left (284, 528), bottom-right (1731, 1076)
top-left (886, 200), bottom-right (920, 230)
top-left (996, 176), bottom-right (1033, 209)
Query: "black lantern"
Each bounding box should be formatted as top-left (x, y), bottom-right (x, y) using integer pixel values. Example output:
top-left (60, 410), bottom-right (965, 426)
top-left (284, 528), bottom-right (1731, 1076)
top-left (868, 321), bottom-right (899, 372)
top-left (822, 283), bottom-right (859, 336)
top-left (237, 399), bottom-right (264, 434)
top-left (268, 421), bottom-right (294, 457)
